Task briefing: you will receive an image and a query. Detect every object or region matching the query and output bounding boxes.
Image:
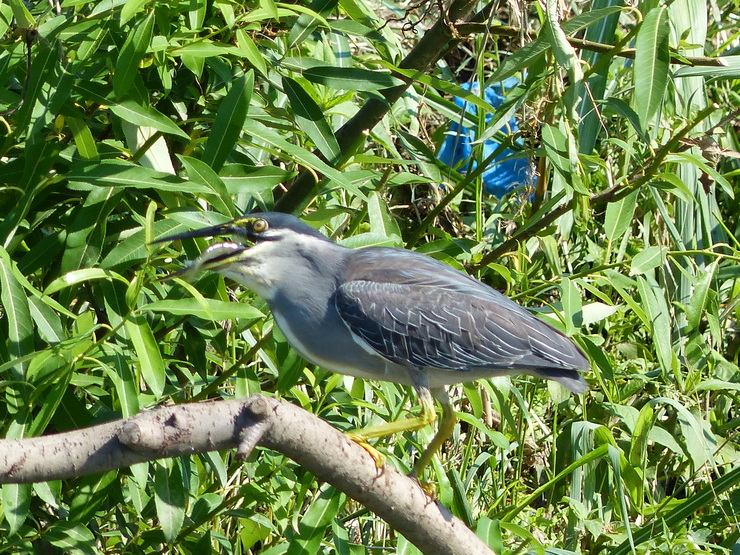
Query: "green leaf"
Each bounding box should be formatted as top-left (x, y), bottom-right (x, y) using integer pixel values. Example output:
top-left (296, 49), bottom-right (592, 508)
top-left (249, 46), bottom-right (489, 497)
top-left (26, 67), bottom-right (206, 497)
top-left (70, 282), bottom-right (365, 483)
top-left (0, 247), bottom-right (34, 379)
top-left (8, 0), bottom-right (35, 28)
top-left (125, 314), bottom-right (165, 397)
top-left (44, 268), bottom-right (129, 296)
top-left (114, 12), bottom-right (154, 98)
top-left (46, 522), bottom-right (97, 555)
top-left (66, 117), bottom-right (99, 160)
top-left (243, 119), bottom-right (366, 200)
top-left (288, 0), bottom-right (337, 47)
top-left (178, 155), bottom-right (236, 217)
top-left (366, 191), bottom-right (402, 242)
top-left (636, 276), bottom-right (674, 377)
top-left (634, 6), bottom-right (670, 129)
top-left (685, 260), bottom-right (717, 331)
top-left (155, 460), bottom-right (187, 543)
top-left (1, 483), bottom-right (31, 533)
top-left (604, 190), bottom-right (637, 243)
top-left (234, 28), bottom-right (267, 76)
top-left (120, 0), bottom-right (149, 25)
top-left (302, 66), bottom-right (404, 91)
top-left (142, 298), bottom-right (264, 321)
top-left (291, 485), bottom-right (343, 552)
top-left (491, 5), bottom-right (624, 81)
top-left (630, 246), bottom-right (665, 276)
top-left (560, 276), bottom-right (583, 332)
top-left (100, 219), bottom-right (184, 270)
top-left (283, 76), bottom-right (340, 162)
top-left (67, 161), bottom-right (203, 193)
top-left (203, 72), bottom-right (253, 172)
top-left (170, 40), bottom-right (233, 58)
top-left (109, 100), bottom-right (189, 139)
top-left (62, 187), bottom-right (123, 273)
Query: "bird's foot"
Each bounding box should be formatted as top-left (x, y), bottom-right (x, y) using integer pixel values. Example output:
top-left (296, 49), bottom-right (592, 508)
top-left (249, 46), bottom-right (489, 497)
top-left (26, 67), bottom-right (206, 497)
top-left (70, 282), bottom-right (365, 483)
top-left (345, 432), bottom-right (386, 468)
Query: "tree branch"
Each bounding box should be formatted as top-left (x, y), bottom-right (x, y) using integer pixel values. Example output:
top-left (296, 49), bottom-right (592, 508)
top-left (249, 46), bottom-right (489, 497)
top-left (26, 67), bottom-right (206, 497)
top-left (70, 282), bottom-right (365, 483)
top-left (0, 395), bottom-right (493, 555)
top-left (455, 23), bottom-right (729, 67)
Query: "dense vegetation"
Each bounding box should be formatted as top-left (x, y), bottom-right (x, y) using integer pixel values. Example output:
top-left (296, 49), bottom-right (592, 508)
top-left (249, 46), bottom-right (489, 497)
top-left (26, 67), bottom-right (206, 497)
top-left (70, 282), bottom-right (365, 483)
top-left (0, 0), bottom-right (738, 552)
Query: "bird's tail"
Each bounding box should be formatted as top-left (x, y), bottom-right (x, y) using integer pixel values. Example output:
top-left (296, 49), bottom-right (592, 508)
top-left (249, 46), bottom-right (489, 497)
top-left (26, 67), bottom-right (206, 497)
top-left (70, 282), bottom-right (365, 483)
top-left (532, 368), bottom-right (588, 394)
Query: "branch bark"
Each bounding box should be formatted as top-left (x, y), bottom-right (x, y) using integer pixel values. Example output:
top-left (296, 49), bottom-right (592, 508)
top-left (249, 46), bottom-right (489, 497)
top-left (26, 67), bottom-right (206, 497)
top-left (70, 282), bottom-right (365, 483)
top-left (0, 395), bottom-right (493, 555)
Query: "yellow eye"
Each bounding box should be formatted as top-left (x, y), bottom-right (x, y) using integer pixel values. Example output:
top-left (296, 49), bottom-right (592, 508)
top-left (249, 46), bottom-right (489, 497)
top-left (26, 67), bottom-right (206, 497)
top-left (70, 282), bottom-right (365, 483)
top-left (251, 218), bottom-right (268, 233)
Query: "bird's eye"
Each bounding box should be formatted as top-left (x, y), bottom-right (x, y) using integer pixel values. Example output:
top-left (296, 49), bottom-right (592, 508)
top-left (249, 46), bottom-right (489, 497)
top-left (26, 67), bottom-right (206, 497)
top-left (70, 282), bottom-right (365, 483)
top-left (251, 218), bottom-right (268, 233)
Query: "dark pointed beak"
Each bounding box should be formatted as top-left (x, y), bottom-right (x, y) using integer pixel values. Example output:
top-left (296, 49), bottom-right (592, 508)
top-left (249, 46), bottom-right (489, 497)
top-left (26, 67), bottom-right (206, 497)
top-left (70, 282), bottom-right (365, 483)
top-left (151, 221), bottom-right (235, 244)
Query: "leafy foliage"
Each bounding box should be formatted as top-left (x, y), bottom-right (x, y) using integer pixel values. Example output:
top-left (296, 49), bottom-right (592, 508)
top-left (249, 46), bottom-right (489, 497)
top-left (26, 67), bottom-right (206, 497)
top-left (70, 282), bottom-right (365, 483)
top-left (0, 0), bottom-right (739, 553)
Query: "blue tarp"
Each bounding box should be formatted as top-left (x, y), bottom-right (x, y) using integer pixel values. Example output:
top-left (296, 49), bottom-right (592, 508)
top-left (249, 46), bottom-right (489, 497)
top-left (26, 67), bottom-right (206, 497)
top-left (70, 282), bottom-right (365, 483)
top-left (437, 79), bottom-right (532, 197)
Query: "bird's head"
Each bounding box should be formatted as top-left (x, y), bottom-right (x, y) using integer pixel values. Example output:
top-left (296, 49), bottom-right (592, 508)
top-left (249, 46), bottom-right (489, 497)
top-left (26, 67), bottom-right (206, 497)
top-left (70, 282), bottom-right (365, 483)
top-left (153, 212), bottom-right (333, 296)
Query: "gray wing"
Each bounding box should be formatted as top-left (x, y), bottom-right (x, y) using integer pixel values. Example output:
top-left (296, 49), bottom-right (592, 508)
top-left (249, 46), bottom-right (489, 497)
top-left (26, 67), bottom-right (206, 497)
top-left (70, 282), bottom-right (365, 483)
top-left (334, 248), bottom-right (589, 374)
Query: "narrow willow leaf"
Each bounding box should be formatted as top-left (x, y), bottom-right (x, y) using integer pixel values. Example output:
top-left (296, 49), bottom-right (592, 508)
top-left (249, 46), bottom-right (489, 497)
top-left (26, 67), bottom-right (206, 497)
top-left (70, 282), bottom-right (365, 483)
top-left (685, 260), bottom-right (717, 331)
top-left (44, 268), bottom-right (128, 296)
top-left (62, 187), bottom-right (123, 273)
top-left (120, 0), bottom-right (149, 25)
top-left (101, 347), bottom-right (140, 418)
top-left (288, 0), bottom-right (337, 47)
top-left (109, 100), bottom-right (189, 139)
top-left (45, 522), bottom-right (97, 554)
top-left (8, 0), bottom-right (35, 28)
top-left (27, 296), bottom-right (65, 344)
top-left (1, 483), bottom-right (31, 534)
top-left (171, 41), bottom-right (233, 58)
top-left (491, 5), bottom-right (624, 81)
top-left (291, 485), bottom-right (342, 552)
top-left (178, 155), bottom-right (235, 216)
top-left (125, 314), bottom-right (165, 397)
top-left (576, 0), bottom-right (624, 153)
top-left (282, 76), bottom-right (340, 162)
top-left (66, 117), bottom-right (99, 160)
top-left (629, 404), bottom-right (654, 468)
top-left (142, 298), bottom-right (264, 321)
top-left (366, 191), bottom-right (402, 241)
top-left (235, 29), bottom-right (267, 76)
top-left (203, 72), bottom-right (253, 172)
top-left (67, 161), bottom-right (203, 193)
top-left (0, 247), bottom-right (34, 379)
top-left (302, 66), bottom-right (404, 91)
top-left (636, 276), bottom-right (674, 377)
top-left (155, 461), bottom-right (187, 543)
top-left (560, 277), bottom-right (583, 332)
top-left (69, 472), bottom-right (118, 524)
top-left (242, 119), bottom-right (365, 200)
top-left (113, 12), bottom-right (154, 98)
top-left (630, 246), bottom-right (665, 276)
top-left (100, 219), bottom-right (184, 270)
top-left (604, 190), bottom-right (637, 243)
top-left (634, 6), bottom-right (670, 129)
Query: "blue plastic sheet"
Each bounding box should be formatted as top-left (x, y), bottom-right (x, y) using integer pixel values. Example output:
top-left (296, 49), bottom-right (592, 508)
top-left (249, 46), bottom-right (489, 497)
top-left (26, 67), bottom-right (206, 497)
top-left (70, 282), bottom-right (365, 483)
top-left (437, 79), bottom-right (532, 197)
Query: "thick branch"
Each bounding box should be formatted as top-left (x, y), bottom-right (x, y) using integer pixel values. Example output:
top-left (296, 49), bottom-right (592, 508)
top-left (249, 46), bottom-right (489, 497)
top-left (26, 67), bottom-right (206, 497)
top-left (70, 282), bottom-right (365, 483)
top-left (0, 395), bottom-right (493, 555)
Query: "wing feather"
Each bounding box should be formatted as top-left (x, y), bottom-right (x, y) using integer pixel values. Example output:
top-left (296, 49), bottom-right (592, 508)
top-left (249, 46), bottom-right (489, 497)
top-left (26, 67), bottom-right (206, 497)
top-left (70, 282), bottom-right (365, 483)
top-left (334, 248), bottom-right (589, 374)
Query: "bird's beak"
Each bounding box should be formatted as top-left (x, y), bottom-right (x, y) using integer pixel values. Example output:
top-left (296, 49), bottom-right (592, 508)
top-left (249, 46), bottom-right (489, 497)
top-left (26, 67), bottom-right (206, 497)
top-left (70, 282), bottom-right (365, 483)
top-left (161, 241), bottom-right (249, 281)
top-left (152, 220), bottom-right (253, 281)
top-left (151, 221), bottom-right (236, 244)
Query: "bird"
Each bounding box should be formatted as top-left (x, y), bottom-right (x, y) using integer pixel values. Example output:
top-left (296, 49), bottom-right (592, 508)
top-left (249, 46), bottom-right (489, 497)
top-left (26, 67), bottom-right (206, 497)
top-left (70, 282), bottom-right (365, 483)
top-left (156, 212), bottom-right (589, 476)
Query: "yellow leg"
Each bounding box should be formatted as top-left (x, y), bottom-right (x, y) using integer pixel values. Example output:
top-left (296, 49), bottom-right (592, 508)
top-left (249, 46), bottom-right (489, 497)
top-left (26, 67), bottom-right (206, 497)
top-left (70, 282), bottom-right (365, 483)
top-left (345, 388), bottom-right (437, 468)
top-left (412, 389), bottom-right (457, 477)
top-left (346, 386), bottom-right (457, 476)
